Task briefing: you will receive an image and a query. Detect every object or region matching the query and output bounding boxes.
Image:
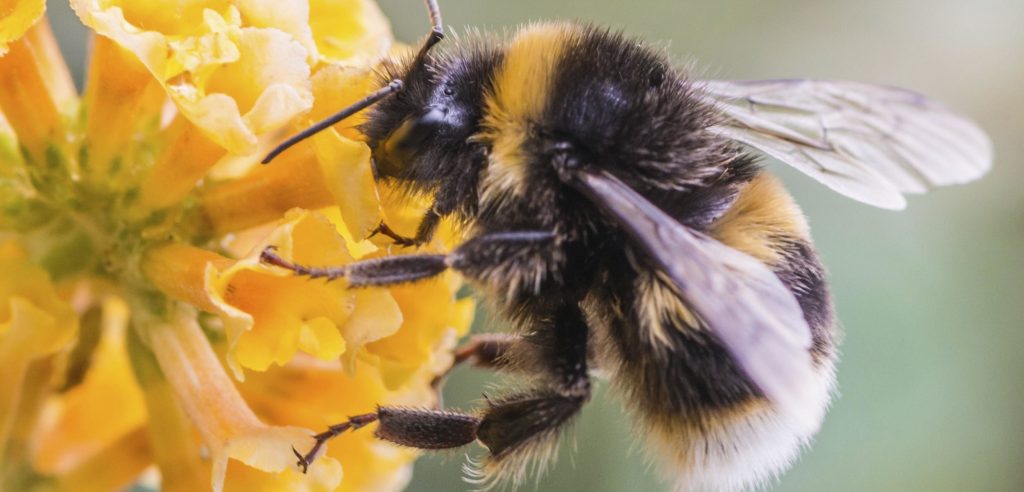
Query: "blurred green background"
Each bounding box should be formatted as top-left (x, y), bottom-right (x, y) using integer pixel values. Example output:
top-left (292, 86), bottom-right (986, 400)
top-left (47, 0), bottom-right (1024, 491)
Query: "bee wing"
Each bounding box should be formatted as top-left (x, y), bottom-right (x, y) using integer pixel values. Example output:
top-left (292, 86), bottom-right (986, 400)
top-left (701, 79), bottom-right (993, 209)
top-left (571, 169), bottom-right (818, 424)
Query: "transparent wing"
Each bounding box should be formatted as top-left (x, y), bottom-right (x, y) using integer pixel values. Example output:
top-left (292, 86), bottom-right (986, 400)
top-left (701, 79), bottom-right (993, 209)
top-left (569, 169), bottom-right (818, 423)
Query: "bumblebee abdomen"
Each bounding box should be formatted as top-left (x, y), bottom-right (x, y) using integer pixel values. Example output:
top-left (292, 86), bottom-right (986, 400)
top-left (589, 172), bottom-right (838, 490)
top-left (709, 172), bottom-right (838, 361)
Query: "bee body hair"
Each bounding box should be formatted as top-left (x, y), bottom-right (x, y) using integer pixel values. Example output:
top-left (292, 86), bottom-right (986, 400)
top-left (265, 0), bottom-right (989, 481)
top-left (360, 22), bottom-right (841, 489)
top-left (263, 1), bottom-right (990, 484)
top-left (588, 172), bottom-right (838, 491)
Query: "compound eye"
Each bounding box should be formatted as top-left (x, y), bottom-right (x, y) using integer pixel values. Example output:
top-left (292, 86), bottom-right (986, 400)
top-left (378, 106), bottom-right (449, 172)
top-left (393, 106), bottom-right (447, 151)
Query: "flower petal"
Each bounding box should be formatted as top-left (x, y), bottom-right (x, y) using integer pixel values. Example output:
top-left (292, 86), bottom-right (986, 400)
top-left (207, 209), bottom-right (402, 375)
top-left (199, 142), bottom-right (335, 235)
top-left (307, 63), bottom-right (377, 140)
top-left (309, 120), bottom-right (381, 239)
top-left (137, 117), bottom-right (226, 213)
top-left (309, 0), bottom-right (392, 66)
top-left (128, 323), bottom-right (210, 492)
top-left (0, 0), bottom-right (45, 56)
top-left (80, 34), bottom-right (165, 186)
top-left (201, 26), bottom-right (313, 148)
top-left (0, 17), bottom-right (75, 166)
top-left (0, 258), bottom-right (78, 466)
top-left (222, 425), bottom-right (343, 492)
top-left (0, 109), bottom-right (20, 167)
top-left (233, 0), bottom-right (316, 62)
top-left (0, 260), bottom-right (78, 357)
top-left (340, 288), bottom-right (402, 371)
top-left (239, 358), bottom-right (423, 492)
top-left (144, 210), bottom-right (404, 377)
top-left (114, 0), bottom-right (234, 38)
top-left (366, 279), bottom-right (475, 389)
top-left (32, 297), bottom-right (146, 475)
top-left (52, 427), bottom-right (153, 492)
top-left (146, 307), bottom-right (341, 492)
top-left (72, 0), bottom-right (314, 156)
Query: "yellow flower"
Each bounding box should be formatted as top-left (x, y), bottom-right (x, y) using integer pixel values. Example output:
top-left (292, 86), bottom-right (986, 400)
top-left (0, 244), bottom-right (79, 476)
top-left (0, 1), bottom-right (472, 491)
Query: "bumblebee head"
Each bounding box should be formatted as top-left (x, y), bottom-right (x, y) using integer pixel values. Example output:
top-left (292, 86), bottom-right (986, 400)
top-left (361, 50), bottom-right (500, 183)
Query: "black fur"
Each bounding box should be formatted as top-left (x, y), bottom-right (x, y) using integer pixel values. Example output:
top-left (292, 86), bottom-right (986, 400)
top-left (476, 390), bottom-right (588, 458)
top-left (361, 42), bottom-right (504, 220)
top-left (594, 263), bottom-right (761, 416)
top-left (474, 303), bottom-right (592, 465)
top-left (772, 239), bottom-right (837, 362)
top-left (545, 28), bottom-right (747, 193)
top-left (461, 26), bottom-right (776, 423)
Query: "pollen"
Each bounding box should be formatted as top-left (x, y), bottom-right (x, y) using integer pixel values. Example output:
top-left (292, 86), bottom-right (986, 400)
top-left (0, 2), bottom-right (472, 491)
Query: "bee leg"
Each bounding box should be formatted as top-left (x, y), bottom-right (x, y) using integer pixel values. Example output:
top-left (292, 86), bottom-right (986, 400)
top-left (260, 230), bottom-right (557, 287)
top-left (367, 220), bottom-right (418, 247)
top-left (475, 389), bottom-right (588, 460)
top-left (296, 391), bottom-right (585, 473)
top-left (293, 413), bottom-right (379, 473)
top-left (367, 203), bottom-right (443, 248)
top-left (293, 305), bottom-right (588, 481)
top-left (374, 406), bottom-right (480, 449)
top-left (472, 302), bottom-right (591, 480)
top-left (412, 205), bottom-right (442, 245)
top-left (294, 407), bottom-right (481, 473)
top-left (261, 246), bottom-right (447, 285)
top-left (441, 333), bottom-right (519, 380)
top-left (373, 172), bottom-right (481, 248)
top-left (431, 333), bottom-right (520, 406)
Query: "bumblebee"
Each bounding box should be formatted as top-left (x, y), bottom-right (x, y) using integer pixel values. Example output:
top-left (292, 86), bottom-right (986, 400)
top-left (261, 1), bottom-right (992, 489)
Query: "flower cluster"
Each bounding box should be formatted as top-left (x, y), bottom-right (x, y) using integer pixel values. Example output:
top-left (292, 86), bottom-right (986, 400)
top-left (0, 1), bottom-right (473, 491)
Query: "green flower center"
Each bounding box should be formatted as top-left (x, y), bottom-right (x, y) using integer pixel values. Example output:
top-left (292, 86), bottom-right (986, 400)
top-left (1, 127), bottom-right (209, 292)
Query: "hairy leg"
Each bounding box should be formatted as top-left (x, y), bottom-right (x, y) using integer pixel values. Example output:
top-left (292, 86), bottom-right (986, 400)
top-left (293, 407), bottom-right (480, 472)
top-left (431, 333), bottom-right (520, 396)
top-left (261, 230), bottom-right (557, 287)
top-left (292, 304), bottom-right (591, 485)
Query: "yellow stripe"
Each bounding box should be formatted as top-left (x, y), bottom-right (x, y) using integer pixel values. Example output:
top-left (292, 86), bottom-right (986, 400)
top-left (710, 173), bottom-right (810, 265)
top-left (479, 23), bottom-right (580, 202)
